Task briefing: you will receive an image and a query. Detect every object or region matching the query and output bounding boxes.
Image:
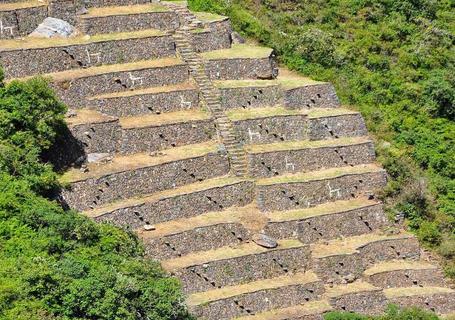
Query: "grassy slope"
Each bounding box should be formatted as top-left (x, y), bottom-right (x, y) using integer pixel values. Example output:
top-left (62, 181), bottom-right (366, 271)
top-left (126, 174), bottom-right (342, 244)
top-left (188, 0), bottom-right (454, 277)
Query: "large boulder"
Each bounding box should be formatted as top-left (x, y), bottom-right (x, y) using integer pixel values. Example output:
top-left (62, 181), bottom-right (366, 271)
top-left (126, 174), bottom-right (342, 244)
top-left (29, 17), bottom-right (77, 38)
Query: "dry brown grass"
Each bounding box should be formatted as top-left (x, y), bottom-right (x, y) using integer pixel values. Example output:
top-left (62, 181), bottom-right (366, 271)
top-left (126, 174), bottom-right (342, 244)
top-left (0, 0), bottom-right (46, 11)
top-left (82, 3), bottom-right (169, 18)
top-left (364, 260), bottom-right (439, 276)
top-left (233, 300), bottom-right (332, 320)
top-left (324, 281), bottom-right (380, 298)
top-left (268, 197), bottom-right (378, 223)
top-left (89, 81), bottom-right (196, 100)
top-left (119, 109), bottom-right (210, 129)
top-left (246, 136), bottom-right (371, 154)
top-left (83, 175), bottom-right (245, 218)
top-left (257, 163), bottom-right (383, 186)
top-left (201, 44), bottom-right (273, 60)
top-left (0, 29), bottom-right (165, 51)
top-left (161, 239), bottom-right (304, 271)
top-left (61, 140), bottom-right (218, 183)
top-left (187, 271), bottom-right (319, 306)
top-left (65, 109), bottom-right (116, 126)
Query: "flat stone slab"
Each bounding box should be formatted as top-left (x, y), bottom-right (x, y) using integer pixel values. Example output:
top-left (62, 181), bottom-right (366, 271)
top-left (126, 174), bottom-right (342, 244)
top-left (253, 233), bottom-right (278, 248)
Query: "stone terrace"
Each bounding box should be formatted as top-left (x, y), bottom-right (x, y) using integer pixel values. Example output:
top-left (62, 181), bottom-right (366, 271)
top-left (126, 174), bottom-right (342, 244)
top-left (1, 1), bottom-right (453, 319)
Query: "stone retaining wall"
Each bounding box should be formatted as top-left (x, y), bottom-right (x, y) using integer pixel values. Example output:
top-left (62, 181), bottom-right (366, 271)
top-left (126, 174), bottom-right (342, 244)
top-left (175, 246), bottom-right (311, 294)
top-left (144, 223), bottom-right (251, 260)
top-left (307, 114), bottom-right (368, 140)
top-left (233, 115), bottom-right (307, 145)
top-left (62, 152), bottom-right (229, 211)
top-left (89, 86), bottom-right (200, 117)
top-left (248, 142), bottom-right (376, 178)
top-left (257, 171), bottom-right (387, 212)
top-left (284, 83), bottom-right (340, 109)
top-left (95, 180), bottom-right (255, 228)
top-left (1, 35), bottom-right (175, 78)
top-left (206, 57), bottom-right (276, 81)
top-left (329, 290), bottom-right (387, 315)
top-left (0, 5), bottom-right (47, 39)
top-left (388, 293), bottom-right (455, 314)
top-left (69, 118), bottom-right (121, 155)
top-left (366, 269), bottom-right (446, 288)
top-left (191, 280), bottom-right (324, 320)
top-left (313, 237), bottom-right (420, 284)
top-left (219, 84), bottom-right (282, 110)
top-left (192, 20), bottom-right (232, 53)
top-left (79, 11), bottom-right (179, 35)
top-left (264, 203), bottom-right (387, 243)
top-left (120, 119), bottom-right (215, 154)
top-left (51, 64), bottom-right (188, 108)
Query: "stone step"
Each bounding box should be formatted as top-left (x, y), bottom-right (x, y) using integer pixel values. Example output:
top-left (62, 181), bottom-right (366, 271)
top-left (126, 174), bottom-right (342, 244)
top-left (325, 282), bottom-right (387, 315)
top-left (0, 0), bottom-right (47, 39)
top-left (255, 164), bottom-right (387, 212)
top-left (78, 3), bottom-right (180, 34)
top-left (28, 58), bottom-right (189, 109)
top-left (201, 44), bottom-right (277, 81)
top-left (118, 109), bottom-right (215, 154)
top-left (364, 260), bottom-right (447, 288)
top-left (162, 239), bottom-right (311, 294)
top-left (232, 300), bottom-right (332, 320)
top-left (84, 175), bottom-right (255, 228)
top-left (264, 197), bottom-right (388, 244)
top-left (227, 107), bottom-right (367, 144)
top-left (311, 231), bottom-right (420, 284)
top-left (0, 29), bottom-right (175, 78)
top-left (138, 204), bottom-right (262, 260)
top-left (384, 286), bottom-right (455, 315)
top-left (60, 141), bottom-right (229, 211)
top-left (188, 271), bottom-right (324, 320)
top-left (246, 136), bottom-right (376, 177)
top-left (87, 81), bottom-right (200, 117)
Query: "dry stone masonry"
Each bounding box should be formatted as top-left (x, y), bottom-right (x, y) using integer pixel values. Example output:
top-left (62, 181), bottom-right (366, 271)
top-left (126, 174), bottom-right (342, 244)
top-left (1, 1), bottom-right (454, 319)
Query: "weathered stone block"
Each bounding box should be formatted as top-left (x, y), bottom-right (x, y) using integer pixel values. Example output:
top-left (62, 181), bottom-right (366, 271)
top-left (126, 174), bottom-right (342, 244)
top-left (284, 83), bottom-right (340, 109)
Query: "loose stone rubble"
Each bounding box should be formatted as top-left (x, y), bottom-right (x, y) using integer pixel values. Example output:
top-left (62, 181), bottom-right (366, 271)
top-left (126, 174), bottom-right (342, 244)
top-left (1, 1), bottom-right (453, 319)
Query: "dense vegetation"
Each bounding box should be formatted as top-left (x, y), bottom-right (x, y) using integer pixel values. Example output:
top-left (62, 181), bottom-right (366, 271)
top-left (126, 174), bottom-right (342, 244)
top-left (324, 305), bottom-right (445, 320)
top-left (188, 0), bottom-right (455, 277)
top-left (0, 73), bottom-right (191, 319)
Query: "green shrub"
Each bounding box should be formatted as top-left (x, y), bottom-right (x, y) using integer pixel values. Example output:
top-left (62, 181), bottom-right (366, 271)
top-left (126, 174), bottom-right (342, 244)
top-left (0, 73), bottom-right (192, 320)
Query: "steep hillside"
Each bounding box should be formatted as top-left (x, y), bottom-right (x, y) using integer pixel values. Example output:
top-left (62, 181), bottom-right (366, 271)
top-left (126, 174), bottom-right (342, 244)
top-left (187, 0), bottom-right (455, 278)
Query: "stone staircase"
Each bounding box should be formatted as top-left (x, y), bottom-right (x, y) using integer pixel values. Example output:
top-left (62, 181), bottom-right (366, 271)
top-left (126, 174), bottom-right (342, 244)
top-left (1, 1), bottom-right (454, 319)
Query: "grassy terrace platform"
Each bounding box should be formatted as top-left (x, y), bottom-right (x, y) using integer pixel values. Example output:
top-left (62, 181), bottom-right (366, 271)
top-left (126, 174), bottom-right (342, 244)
top-left (89, 81), bottom-right (196, 100)
top-left (0, 29), bottom-right (166, 51)
top-left (119, 109), bottom-right (210, 129)
top-left (201, 44), bottom-right (274, 60)
top-left (233, 300), bottom-right (332, 320)
top-left (384, 287), bottom-right (454, 298)
top-left (214, 79), bottom-right (279, 89)
top-left (65, 109), bottom-right (116, 126)
top-left (137, 204), bottom-right (266, 239)
top-left (245, 136), bottom-right (372, 154)
top-left (161, 239), bottom-right (305, 272)
top-left (61, 140), bottom-right (219, 183)
top-left (311, 232), bottom-right (414, 258)
top-left (325, 282), bottom-right (380, 297)
top-left (82, 3), bottom-right (169, 17)
top-left (226, 106), bottom-right (300, 121)
top-left (0, 0), bottom-right (46, 11)
top-left (257, 163), bottom-right (383, 186)
top-left (268, 198), bottom-right (379, 223)
top-left (13, 57), bottom-right (184, 82)
top-left (194, 11), bottom-right (228, 23)
top-left (187, 271), bottom-right (319, 306)
top-left (305, 108), bottom-right (359, 119)
top-left (364, 260), bottom-right (439, 276)
top-left (83, 176), bottom-right (249, 218)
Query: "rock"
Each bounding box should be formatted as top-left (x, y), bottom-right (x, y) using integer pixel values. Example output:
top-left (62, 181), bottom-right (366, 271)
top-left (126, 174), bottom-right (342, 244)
top-left (29, 17), bottom-right (77, 38)
top-left (344, 274), bottom-right (356, 283)
top-left (65, 109), bottom-right (77, 118)
top-left (143, 224), bottom-right (156, 231)
top-left (252, 233), bottom-right (278, 249)
top-left (231, 31), bottom-right (245, 44)
top-left (87, 153), bottom-right (112, 163)
top-left (77, 7), bottom-right (89, 15)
